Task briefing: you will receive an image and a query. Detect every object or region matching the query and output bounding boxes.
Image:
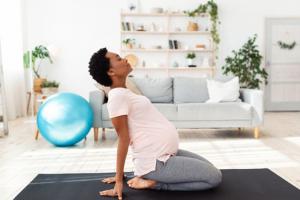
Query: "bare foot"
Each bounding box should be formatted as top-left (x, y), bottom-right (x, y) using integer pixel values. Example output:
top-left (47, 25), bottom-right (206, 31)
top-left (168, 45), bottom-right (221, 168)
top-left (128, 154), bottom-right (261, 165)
top-left (127, 177), bottom-right (156, 189)
top-left (101, 176), bottom-right (115, 184)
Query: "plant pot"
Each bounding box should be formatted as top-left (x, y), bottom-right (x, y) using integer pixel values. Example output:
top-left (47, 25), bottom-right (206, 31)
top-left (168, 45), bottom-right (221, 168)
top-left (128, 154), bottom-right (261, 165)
top-left (41, 87), bottom-right (59, 95)
top-left (126, 43), bottom-right (133, 49)
top-left (187, 21), bottom-right (199, 31)
top-left (34, 78), bottom-right (46, 93)
top-left (187, 58), bottom-right (194, 65)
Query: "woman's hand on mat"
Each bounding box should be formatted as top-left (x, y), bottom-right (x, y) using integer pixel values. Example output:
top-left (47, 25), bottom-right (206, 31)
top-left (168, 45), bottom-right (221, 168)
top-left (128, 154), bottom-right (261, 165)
top-left (101, 176), bottom-right (116, 184)
top-left (99, 181), bottom-right (123, 199)
top-left (114, 181), bottom-right (123, 199)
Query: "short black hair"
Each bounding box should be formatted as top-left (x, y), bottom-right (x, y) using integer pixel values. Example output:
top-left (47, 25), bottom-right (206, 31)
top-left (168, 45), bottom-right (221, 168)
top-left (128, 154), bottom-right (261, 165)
top-left (88, 48), bottom-right (112, 87)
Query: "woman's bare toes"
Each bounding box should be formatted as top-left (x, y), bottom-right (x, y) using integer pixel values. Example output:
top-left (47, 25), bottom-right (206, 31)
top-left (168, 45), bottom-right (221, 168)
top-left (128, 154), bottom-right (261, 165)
top-left (127, 177), bottom-right (156, 189)
top-left (127, 178), bottom-right (134, 185)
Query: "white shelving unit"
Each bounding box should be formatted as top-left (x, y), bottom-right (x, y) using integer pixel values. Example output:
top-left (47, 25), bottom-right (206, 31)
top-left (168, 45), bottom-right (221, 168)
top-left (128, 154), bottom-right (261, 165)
top-left (120, 12), bottom-right (217, 77)
top-left (121, 49), bottom-right (214, 53)
top-left (121, 31), bottom-right (211, 35)
top-left (121, 12), bottom-right (209, 17)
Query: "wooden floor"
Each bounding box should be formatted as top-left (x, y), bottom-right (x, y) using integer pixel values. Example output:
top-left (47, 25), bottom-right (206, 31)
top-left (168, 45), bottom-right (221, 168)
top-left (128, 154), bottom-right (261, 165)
top-left (0, 112), bottom-right (300, 199)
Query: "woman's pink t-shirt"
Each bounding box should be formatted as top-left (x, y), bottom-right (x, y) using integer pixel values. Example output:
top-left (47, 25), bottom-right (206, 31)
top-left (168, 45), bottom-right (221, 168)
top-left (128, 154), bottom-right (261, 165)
top-left (107, 87), bottom-right (179, 176)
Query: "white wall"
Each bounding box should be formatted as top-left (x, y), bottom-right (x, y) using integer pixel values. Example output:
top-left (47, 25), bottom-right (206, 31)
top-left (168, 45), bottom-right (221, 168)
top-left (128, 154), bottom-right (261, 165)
top-left (218, 0), bottom-right (300, 71)
top-left (23, 0), bottom-right (300, 100)
top-left (23, 0), bottom-right (121, 100)
top-left (0, 0), bottom-right (27, 120)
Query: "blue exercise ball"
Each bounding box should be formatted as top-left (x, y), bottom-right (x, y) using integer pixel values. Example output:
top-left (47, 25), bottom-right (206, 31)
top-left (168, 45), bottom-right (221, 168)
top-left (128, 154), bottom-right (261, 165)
top-left (37, 92), bottom-right (93, 147)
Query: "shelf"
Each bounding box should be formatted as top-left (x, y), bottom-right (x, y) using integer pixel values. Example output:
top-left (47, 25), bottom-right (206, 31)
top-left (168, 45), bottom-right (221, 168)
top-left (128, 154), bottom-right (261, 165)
top-left (121, 48), bottom-right (213, 52)
top-left (168, 67), bottom-right (215, 70)
top-left (120, 10), bottom-right (216, 77)
top-left (121, 12), bottom-right (209, 17)
top-left (133, 67), bottom-right (215, 70)
top-left (121, 31), bottom-right (211, 35)
top-left (121, 31), bottom-right (169, 35)
top-left (122, 48), bottom-right (168, 52)
top-left (169, 31), bottom-right (211, 35)
top-left (169, 49), bottom-right (213, 52)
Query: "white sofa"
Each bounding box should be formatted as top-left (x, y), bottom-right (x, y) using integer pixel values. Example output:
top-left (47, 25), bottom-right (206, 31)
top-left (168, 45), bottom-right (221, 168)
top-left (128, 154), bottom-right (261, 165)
top-left (89, 76), bottom-right (264, 141)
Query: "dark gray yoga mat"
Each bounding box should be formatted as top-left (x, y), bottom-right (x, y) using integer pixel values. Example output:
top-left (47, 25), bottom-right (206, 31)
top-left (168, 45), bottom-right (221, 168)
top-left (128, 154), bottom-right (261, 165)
top-left (14, 168), bottom-right (300, 200)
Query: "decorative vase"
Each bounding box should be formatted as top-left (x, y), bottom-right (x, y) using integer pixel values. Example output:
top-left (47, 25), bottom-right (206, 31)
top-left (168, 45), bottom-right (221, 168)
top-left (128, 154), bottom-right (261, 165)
top-left (172, 61), bottom-right (179, 68)
top-left (187, 21), bottom-right (199, 31)
top-left (34, 78), bottom-right (46, 93)
top-left (126, 43), bottom-right (133, 49)
top-left (41, 87), bottom-right (59, 95)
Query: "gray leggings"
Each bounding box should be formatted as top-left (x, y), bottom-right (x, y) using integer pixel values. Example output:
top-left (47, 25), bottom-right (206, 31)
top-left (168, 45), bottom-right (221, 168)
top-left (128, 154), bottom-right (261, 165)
top-left (142, 149), bottom-right (222, 191)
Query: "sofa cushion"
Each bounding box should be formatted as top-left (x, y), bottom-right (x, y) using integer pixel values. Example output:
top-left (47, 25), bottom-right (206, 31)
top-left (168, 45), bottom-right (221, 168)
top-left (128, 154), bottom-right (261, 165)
top-left (94, 76), bottom-right (142, 97)
top-left (101, 103), bottom-right (178, 120)
top-left (177, 102), bottom-right (252, 121)
top-left (206, 77), bottom-right (240, 103)
top-left (173, 77), bottom-right (209, 103)
top-left (152, 103), bottom-right (178, 120)
top-left (132, 77), bottom-right (173, 103)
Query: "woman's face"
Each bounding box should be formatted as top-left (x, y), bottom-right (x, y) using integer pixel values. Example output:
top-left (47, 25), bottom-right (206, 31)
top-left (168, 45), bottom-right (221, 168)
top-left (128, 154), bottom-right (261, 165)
top-left (106, 52), bottom-right (132, 78)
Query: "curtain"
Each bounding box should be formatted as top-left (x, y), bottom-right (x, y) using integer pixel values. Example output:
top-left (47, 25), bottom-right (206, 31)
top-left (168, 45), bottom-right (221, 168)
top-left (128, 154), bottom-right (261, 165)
top-left (0, 0), bottom-right (27, 120)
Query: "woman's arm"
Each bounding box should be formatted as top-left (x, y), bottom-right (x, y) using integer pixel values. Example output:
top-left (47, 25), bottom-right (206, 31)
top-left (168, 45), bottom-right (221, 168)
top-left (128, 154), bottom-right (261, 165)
top-left (111, 115), bottom-right (130, 182)
top-left (99, 115), bottom-right (129, 198)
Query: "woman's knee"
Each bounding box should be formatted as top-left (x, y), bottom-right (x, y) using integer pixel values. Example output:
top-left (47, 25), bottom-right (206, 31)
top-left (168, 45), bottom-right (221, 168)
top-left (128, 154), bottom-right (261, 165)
top-left (209, 168), bottom-right (222, 187)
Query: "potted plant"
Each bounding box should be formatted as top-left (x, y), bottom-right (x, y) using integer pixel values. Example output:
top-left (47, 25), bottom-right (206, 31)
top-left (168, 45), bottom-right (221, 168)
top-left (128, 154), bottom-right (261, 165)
top-left (122, 38), bottom-right (135, 49)
top-left (41, 80), bottom-right (60, 95)
top-left (186, 52), bottom-right (196, 66)
top-left (23, 45), bottom-right (53, 93)
top-left (184, 0), bottom-right (220, 46)
top-left (221, 34), bottom-right (268, 89)
top-left (184, 8), bottom-right (199, 31)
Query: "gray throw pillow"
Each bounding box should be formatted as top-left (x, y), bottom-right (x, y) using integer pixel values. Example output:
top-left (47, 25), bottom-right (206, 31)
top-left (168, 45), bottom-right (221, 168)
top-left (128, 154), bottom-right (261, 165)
top-left (173, 77), bottom-right (209, 103)
top-left (132, 76), bottom-right (173, 103)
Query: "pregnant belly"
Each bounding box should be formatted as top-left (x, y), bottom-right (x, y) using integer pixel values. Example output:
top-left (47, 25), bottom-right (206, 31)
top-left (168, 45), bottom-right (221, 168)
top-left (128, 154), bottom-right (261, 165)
top-left (131, 130), bottom-right (178, 157)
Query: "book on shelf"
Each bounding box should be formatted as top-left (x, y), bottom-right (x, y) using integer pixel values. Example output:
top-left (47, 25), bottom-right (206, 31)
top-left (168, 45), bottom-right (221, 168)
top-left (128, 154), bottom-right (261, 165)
top-left (168, 40), bottom-right (179, 49)
top-left (125, 22), bottom-right (131, 31)
top-left (131, 23), bottom-right (135, 31)
top-left (121, 22), bottom-right (126, 31)
top-left (168, 40), bottom-right (173, 49)
top-left (122, 21), bottom-right (139, 31)
top-left (173, 40), bottom-right (178, 49)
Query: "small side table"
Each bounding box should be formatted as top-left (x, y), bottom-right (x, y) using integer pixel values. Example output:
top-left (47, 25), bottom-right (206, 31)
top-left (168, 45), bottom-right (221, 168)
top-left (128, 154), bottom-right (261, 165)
top-left (34, 92), bottom-right (48, 116)
top-left (34, 93), bottom-right (50, 140)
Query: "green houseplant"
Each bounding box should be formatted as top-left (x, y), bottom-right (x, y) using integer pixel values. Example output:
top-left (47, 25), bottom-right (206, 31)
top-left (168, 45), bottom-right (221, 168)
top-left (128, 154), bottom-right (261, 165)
top-left (122, 38), bottom-right (135, 49)
top-left (186, 52), bottom-right (196, 66)
top-left (221, 34), bottom-right (268, 89)
top-left (41, 80), bottom-right (60, 95)
top-left (23, 45), bottom-right (53, 78)
top-left (184, 0), bottom-right (220, 46)
top-left (23, 45), bottom-right (53, 93)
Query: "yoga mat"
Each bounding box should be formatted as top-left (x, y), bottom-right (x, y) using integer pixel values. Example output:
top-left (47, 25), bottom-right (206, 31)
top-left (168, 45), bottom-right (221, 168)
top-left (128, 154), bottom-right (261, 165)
top-left (14, 169), bottom-right (300, 200)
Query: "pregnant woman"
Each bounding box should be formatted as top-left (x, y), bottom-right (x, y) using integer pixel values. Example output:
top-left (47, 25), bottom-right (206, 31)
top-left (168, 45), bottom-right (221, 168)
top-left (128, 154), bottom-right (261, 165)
top-left (88, 48), bottom-right (222, 199)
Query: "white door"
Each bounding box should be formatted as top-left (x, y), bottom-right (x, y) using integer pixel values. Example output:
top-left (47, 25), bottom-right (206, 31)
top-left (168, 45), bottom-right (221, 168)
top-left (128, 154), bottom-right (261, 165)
top-left (265, 18), bottom-right (300, 111)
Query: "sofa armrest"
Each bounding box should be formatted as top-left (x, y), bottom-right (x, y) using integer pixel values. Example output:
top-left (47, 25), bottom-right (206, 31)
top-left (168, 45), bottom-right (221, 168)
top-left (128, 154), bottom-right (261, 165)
top-left (240, 89), bottom-right (264, 126)
top-left (89, 90), bottom-right (106, 128)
